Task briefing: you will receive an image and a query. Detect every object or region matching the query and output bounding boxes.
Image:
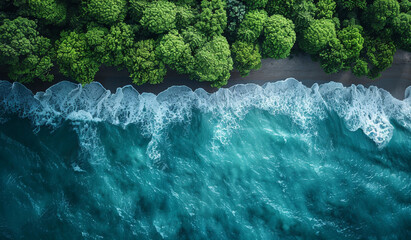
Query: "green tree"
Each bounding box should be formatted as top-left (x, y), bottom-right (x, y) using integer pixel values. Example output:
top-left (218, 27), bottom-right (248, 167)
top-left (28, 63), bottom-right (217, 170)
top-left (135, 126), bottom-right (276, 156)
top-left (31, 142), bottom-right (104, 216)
top-left (15, 0), bottom-right (67, 25)
top-left (81, 0), bottom-right (127, 25)
top-left (129, 0), bottom-right (150, 22)
top-left (192, 36), bottom-right (233, 87)
top-left (84, 25), bottom-right (109, 59)
top-left (237, 10), bottom-right (267, 43)
top-left (338, 25), bottom-right (364, 61)
top-left (364, 38), bottom-right (396, 78)
top-left (291, 0), bottom-right (317, 32)
top-left (316, 0), bottom-right (336, 19)
top-left (226, 0), bottom-right (247, 40)
top-left (399, 0), bottom-right (410, 12)
top-left (156, 30), bottom-right (194, 74)
top-left (125, 39), bottom-right (167, 85)
top-left (172, 0), bottom-right (197, 7)
top-left (0, 17), bottom-right (53, 83)
top-left (56, 31), bottom-right (100, 85)
top-left (341, 12), bottom-right (361, 28)
top-left (0, 0), bottom-right (406, 85)
top-left (299, 19), bottom-right (336, 54)
top-left (331, 16), bottom-right (341, 30)
top-left (262, 14), bottom-right (296, 59)
top-left (140, 0), bottom-right (177, 34)
top-left (103, 23), bottom-right (134, 68)
top-left (195, 0), bottom-right (227, 37)
top-left (367, 0), bottom-right (400, 32)
top-left (266, 0), bottom-right (294, 18)
top-left (231, 41), bottom-right (261, 76)
top-left (242, 0), bottom-right (268, 10)
top-left (318, 38), bottom-right (347, 73)
top-left (175, 5), bottom-right (196, 30)
top-left (335, 0), bottom-right (366, 10)
top-left (352, 59), bottom-right (368, 77)
top-left (393, 13), bottom-right (411, 51)
top-left (181, 26), bottom-right (207, 50)
top-left (318, 25), bottom-right (364, 74)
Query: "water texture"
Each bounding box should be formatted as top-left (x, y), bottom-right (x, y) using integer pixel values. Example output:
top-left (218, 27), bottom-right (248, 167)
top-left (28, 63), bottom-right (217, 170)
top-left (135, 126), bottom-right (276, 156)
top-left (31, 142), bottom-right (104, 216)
top-left (0, 79), bottom-right (410, 239)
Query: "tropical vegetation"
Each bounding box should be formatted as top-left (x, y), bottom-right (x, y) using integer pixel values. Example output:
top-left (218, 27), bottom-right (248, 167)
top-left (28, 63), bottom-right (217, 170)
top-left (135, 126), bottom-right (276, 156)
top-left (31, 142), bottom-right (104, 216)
top-left (0, 0), bottom-right (409, 86)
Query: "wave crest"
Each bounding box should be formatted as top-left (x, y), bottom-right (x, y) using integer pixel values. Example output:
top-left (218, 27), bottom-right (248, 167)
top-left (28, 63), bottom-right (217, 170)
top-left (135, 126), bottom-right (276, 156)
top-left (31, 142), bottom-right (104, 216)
top-left (1, 78), bottom-right (410, 147)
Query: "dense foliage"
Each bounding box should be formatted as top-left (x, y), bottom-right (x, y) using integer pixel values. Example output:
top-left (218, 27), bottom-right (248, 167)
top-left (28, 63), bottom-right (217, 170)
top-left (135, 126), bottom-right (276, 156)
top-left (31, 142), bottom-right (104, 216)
top-left (231, 41), bottom-right (261, 76)
top-left (192, 36), bottom-right (233, 87)
top-left (0, 17), bottom-right (53, 83)
top-left (55, 30), bottom-right (101, 85)
top-left (0, 0), bottom-right (409, 86)
top-left (140, 0), bottom-right (178, 34)
top-left (299, 19), bottom-right (336, 54)
top-left (81, 0), bottom-right (127, 25)
top-left (237, 10), bottom-right (267, 43)
top-left (262, 14), bottom-right (296, 59)
top-left (156, 30), bottom-right (194, 74)
top-left (126, 39), bottom-right (167, 85)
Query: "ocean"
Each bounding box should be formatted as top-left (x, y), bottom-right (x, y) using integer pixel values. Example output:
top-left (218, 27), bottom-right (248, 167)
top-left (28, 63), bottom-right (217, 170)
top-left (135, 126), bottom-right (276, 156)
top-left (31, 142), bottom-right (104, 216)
top-left (0, 78), bottom-right (410, 239)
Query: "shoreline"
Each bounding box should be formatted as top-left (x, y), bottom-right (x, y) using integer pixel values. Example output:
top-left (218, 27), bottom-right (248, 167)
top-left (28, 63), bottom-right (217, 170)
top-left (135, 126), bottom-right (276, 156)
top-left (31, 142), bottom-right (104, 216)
top-left (3, 50), bottom-right (411, 99)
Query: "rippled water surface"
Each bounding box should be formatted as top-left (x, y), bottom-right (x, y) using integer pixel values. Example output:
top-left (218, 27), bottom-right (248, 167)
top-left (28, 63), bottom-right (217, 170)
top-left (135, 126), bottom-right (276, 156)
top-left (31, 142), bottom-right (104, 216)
top-left (0, 79), bottom-right (410, 239)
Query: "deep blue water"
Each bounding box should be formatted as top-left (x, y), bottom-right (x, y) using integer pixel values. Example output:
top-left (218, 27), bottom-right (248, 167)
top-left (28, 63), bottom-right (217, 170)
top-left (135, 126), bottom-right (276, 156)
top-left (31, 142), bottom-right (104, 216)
top-left (0, 79), bottom-right (410, 239)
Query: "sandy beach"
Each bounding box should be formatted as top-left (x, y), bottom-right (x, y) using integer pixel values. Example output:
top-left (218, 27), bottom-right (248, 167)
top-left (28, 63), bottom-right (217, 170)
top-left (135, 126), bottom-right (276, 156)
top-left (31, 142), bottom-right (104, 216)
top-left (5, 50), bottom-right (411, 99)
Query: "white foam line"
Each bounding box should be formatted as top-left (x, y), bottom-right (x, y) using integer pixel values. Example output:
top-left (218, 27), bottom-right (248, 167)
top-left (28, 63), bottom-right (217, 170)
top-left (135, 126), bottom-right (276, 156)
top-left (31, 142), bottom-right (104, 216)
top-left (1, 79), bottom-right (410, 147)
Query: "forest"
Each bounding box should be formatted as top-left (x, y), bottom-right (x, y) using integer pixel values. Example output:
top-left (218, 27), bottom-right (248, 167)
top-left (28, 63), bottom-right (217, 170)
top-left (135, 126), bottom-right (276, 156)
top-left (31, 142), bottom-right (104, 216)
top-left (0, 0), bottom-right (410, 87)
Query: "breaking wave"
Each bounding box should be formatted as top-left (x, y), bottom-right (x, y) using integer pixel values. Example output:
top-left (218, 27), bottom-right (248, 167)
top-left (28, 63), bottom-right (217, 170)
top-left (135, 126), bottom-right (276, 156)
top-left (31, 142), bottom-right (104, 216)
top-left (1, 78), bottom-right (410, 147)
top-left (0, 78), bottom-right (410, 239)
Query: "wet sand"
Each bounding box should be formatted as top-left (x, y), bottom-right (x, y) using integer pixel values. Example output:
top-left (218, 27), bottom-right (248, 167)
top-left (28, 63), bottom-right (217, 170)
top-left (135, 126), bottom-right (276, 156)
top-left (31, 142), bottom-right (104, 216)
top-left (5, 50), bottom-right (411, 99)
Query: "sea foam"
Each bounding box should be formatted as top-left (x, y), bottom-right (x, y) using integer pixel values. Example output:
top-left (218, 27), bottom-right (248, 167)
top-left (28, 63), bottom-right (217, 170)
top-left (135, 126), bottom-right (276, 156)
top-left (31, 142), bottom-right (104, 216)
top-left (1, 79), bottom-right (411, 239)
top-left (0, 78), bottom-right (410, 147)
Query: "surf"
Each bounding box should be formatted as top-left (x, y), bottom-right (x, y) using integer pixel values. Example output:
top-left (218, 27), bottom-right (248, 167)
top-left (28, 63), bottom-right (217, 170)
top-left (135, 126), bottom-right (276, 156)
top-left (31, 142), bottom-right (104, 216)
top-left (0, 79), bottom-right (410, 239)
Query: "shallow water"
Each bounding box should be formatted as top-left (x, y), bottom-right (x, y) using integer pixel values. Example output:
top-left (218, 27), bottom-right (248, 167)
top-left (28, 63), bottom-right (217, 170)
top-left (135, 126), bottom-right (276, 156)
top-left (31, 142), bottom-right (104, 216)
top-left (0, 79), bottom-right (410, 239)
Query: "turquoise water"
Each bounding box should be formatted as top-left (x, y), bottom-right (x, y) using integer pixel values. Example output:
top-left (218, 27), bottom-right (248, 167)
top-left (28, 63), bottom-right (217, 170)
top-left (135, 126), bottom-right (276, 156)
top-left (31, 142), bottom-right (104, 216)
top-left (0, 79), bottom-right (410, 239)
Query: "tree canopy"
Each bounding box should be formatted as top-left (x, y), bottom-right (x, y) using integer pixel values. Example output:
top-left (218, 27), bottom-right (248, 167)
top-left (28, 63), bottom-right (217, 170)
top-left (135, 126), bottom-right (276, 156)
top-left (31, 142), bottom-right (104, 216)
top-left (266, 0), bottom-right (294, 18)
top-left (195, 0), bottom-right (227, 37)
top-left (316, 0), bottom-right (336, 19)
top-left (140, 0), bottom-right (178, 34)
top-left (231, 41), bottom-right (261, 76)
top-left (15, 0), bottom-right (67, 26)
top-left (81, 0), bottom-right (127, 25)
top-left (336, 0), bottom-right (366, 10)
top-left (393, 13), bottom-right (411, 51)
top-left (318, 38), bottom-right (347, 74)
top-left (0, 17), bottom-right (53, 83)
top-left (364, 38), bottom-right (396, 78)
top-left (181, 26), bottom-right (207, 51)
top-left (192, 36), bottom-right (233, 87)
top-left (226, 0), bottom-right (247, 40)
top-left (299, 19), bottom-right (336, 54)
top-left (0, 0), bottom-right (408, 85)
top-left (352, 59), bottom-right (368, 77)
top-left (126, 39), bottom-right (167, 85)
top-left (56, 30), bottom-right (101, 85)
top-left (103, 23), bottom-right (134, 68)
top-left (237, 10), bottom-right (267, 43)
top-left (242, 0), bottom-right (268, 10)
top-left (338, 26), bottom-right (364, 62)
top-left (156, 30), bottom-right (194, 74)
top-left (262, 14), bottom-right (296, 59)
top-left (367, 0), bottom-right (400, 32)
top-left (291, 0), bottom-right (317, 32)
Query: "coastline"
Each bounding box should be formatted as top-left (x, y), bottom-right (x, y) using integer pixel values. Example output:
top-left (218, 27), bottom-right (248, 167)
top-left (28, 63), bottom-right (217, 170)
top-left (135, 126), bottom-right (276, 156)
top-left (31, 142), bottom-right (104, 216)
top-left (4, 50), bottom-right (411, 99)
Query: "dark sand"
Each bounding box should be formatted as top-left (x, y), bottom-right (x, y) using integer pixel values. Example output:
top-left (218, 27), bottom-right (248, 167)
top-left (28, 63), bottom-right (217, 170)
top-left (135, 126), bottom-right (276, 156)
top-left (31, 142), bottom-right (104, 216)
top-left (5, 50), bottom-right (411, 99)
